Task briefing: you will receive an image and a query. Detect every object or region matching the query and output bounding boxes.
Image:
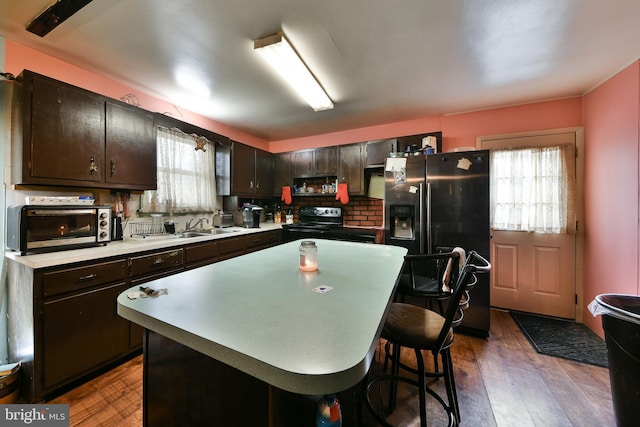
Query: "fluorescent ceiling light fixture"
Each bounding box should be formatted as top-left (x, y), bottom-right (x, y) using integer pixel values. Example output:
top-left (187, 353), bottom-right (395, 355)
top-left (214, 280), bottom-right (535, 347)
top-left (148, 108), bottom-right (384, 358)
top-left (254, 32), bottom-right (333, 111)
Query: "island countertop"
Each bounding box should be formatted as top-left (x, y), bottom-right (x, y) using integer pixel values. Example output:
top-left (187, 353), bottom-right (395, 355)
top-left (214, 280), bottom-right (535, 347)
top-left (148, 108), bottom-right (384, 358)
top-left (117, 239), bottom-right (407, 395)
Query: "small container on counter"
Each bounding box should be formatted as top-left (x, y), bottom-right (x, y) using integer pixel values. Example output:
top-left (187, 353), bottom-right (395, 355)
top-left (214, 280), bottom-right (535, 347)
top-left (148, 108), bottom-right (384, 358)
top-left (299, 241), bottom-right (318, 272)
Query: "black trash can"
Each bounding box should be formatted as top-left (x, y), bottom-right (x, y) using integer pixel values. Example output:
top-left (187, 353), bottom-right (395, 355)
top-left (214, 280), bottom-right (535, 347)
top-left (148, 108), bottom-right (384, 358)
top-left (593, 294), bottom-right (640, 427)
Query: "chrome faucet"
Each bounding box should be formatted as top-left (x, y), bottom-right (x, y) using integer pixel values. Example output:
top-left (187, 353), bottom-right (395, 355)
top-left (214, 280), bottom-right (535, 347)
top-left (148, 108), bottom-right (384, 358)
top-left (186, 217), bottom-right (209, 231)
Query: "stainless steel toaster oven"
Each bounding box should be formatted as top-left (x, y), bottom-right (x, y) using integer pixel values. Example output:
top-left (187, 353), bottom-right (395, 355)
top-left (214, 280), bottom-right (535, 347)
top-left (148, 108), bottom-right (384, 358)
top-left (7, 205), bottom-right (111, 255)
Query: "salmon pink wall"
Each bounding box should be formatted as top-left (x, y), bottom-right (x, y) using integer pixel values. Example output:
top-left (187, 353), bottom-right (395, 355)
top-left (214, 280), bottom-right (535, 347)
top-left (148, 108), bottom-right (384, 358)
top-left (4, 40), bottom-right (269, 150)
top-left (582, 61), bottom-right (640, 337)
top-left (269, 116), bottom-right (442, 152)
top-left (441, 98), bottom-right (583, 149)
top-left (270, 98), bottom-right (583, 153)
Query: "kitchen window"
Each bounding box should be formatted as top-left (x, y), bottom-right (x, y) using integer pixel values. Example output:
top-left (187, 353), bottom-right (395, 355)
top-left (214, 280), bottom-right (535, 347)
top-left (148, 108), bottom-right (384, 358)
top-left (491, 144), bottom-right (576, 233)
top-left (142, 126), bottom-right (216, 213)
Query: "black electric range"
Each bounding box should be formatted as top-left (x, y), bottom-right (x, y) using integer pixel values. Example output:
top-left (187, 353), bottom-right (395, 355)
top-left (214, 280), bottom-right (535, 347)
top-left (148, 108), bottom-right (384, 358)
top-left (281, 206), bottom-right (377, 243)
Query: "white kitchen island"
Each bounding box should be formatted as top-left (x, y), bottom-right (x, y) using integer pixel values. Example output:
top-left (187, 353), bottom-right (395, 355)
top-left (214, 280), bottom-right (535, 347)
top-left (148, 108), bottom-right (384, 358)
top-left (117, 239), bottom-right (406, 426)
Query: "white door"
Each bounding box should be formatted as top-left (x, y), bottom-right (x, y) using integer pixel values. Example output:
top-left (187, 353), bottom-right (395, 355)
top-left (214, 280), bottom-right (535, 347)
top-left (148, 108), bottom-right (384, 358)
top-left (478, 128), bottom-right (583, 320)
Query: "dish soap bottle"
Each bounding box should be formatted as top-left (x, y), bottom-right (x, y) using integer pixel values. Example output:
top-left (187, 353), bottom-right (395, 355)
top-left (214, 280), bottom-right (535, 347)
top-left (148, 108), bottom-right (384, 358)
top-left (316, 394), bottom-right (342, 426)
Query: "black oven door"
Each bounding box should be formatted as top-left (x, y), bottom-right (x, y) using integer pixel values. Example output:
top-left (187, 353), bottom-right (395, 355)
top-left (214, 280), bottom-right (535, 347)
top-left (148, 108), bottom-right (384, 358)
top-left (281, 226), bottom-right (330, 243)
top-left (281, 225), bottom-right (377, 244)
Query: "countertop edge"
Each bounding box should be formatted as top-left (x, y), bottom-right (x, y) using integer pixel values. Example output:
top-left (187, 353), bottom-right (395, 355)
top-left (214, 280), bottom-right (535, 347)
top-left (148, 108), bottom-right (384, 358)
top-left (4, 223), bottom-right (283, 269)
top-left (117, 302), bottom-right (372, 395)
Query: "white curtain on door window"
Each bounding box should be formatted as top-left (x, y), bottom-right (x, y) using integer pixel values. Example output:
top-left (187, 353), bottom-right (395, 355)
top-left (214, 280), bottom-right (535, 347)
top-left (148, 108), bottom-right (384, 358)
top-left (142, 127), bottom-right (216, 213)
top-left (491, 144), bottom-right (575, 233)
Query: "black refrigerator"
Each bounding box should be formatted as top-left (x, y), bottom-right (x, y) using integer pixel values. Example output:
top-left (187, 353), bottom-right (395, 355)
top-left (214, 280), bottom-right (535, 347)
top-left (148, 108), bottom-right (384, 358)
top-left (384, 151), bottom-right (490, 336)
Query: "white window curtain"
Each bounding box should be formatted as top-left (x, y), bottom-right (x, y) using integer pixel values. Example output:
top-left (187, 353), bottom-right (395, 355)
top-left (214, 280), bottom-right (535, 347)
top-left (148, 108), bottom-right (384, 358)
top-left (142, 127), bottom-right (216, 213)
top-left (491, 144), bottom-right (575, 233)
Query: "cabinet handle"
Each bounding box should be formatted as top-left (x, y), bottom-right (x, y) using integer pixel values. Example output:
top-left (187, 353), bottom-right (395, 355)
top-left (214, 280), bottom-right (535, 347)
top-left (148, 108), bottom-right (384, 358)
top-left (78, 273), bottom-right (97, 281)
top-left (256, 181), bottom-right (259, 190)
top-left (152, 258), bottom-right (165, 266)
top-left (250, 180), bottom-right (254, 189)
top-left (111, 160), bottom-right (116, 176)
top-left (89, 157), bottom-right (99, 175)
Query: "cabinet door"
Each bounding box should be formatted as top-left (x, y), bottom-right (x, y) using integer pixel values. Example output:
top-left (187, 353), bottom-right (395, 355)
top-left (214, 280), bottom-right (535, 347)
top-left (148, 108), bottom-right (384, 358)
top-left (231, 142), bottom-right (256, 194)
top-left (292, 150), bottom-right (313, 177)
top-left (105, 100), bottom-right (157, 189)
top-left (366, 138), bottom-right (397, 166)
top-left (28, 72), bottom-right (105, 184)
top-left (314, 147), bottom-right (338, 176)
top-left (255, 148), bottom-right (274, 196)
top-left (42, 282), bottom-right (130, 390)
top-left (273, 152), bottom-right (292, 195)
top-left (338, 144), bottom-right (364, 195)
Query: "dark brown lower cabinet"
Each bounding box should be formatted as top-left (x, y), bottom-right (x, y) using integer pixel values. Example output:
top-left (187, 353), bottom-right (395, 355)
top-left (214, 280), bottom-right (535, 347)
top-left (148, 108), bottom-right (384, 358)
top-left (42, 282), bottom-right (130, 390)
top-left (7, 229), bottom-right (282, 403)
top-left (144, 331), bottom-right (270, 426)
top-left (7, 257), bottom-right (132, 402)
top-left (143, 329), bottom-right (363, 426)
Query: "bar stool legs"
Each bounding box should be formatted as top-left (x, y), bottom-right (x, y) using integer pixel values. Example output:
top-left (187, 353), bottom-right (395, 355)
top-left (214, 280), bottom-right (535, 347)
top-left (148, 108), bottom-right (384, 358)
top-left (365, 343), bottom-right (458, 427)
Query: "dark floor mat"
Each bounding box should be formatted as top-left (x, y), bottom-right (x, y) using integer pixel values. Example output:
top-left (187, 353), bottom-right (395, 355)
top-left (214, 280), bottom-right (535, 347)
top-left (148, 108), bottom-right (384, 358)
top-left (510, 311), bottom-right (608, 368)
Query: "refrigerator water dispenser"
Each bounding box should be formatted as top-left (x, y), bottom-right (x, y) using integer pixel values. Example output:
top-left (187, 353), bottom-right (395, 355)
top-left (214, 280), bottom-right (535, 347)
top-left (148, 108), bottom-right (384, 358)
top-left (389, 205), bottom-right (415, 239)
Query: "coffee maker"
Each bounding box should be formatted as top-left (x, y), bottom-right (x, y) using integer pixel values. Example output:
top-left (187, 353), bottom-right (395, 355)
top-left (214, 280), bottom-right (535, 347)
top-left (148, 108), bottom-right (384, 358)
top-left (242, 204), bottom-right (263, 228)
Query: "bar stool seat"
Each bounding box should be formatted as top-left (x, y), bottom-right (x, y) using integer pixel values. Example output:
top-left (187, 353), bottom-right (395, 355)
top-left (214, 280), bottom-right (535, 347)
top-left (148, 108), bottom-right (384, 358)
top-left (384, 304), bottom-right (452, 350)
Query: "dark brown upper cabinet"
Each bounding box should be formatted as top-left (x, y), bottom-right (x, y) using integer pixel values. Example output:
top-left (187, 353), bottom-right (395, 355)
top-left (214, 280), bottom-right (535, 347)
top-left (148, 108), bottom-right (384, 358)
top-left (231, 141), bottom-right (274, 197)
top-left (13, 70), bottom-right (105, 185)
top-left (338, 143), bottom-right (364, 195)
top-left (365, 138), bottom-right (397, 166)
top-left (12, 70), bottom-right (157, 190)
top-left (291, 147), bottom-right (338, 178)
top-left (273, 152), bottom-right (292, 196)
top-left (105, 100), bottom-right (156, 189)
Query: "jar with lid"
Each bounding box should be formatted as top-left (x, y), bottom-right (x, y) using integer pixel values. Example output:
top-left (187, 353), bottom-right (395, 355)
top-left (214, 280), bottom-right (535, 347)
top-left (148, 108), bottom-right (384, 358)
top-left (299, 241), bottom-right (318, 271)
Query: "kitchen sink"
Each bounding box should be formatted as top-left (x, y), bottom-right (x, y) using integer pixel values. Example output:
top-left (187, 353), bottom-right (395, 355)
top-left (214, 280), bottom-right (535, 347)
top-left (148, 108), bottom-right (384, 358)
top-left (210, 228), bottom-right (238, 234)
top-left (174, 229), bottom-right (238, 238)
top-left (174, 231), bottom-right (210, 238)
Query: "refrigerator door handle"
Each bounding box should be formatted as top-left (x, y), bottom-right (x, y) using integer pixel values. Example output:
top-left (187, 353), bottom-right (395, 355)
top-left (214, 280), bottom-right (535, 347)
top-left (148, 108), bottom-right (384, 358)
top-left (426, 182), bottom-right (432, 254)
top-left (419, 182), bottom-right (425, 253)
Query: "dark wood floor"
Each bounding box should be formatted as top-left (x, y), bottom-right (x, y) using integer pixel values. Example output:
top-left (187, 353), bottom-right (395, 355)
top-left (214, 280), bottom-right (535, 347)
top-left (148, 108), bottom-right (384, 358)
top-left (49, 309), bottom-right (614, 426)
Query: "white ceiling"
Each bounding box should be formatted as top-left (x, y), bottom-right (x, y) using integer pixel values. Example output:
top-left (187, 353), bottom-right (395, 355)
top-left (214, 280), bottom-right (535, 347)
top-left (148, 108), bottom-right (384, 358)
top-left (2, 0), bottom-right (640, 142)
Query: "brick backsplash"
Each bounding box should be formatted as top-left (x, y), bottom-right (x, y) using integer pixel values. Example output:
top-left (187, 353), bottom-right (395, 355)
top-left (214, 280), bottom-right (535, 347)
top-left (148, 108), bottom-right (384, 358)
top-left (293, 195), bottom-right (383, 227)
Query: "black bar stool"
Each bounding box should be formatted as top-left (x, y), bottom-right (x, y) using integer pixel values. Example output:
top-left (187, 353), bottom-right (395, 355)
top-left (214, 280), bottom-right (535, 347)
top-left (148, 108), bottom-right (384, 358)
top-left (364, 251), bottom-right (491, 427)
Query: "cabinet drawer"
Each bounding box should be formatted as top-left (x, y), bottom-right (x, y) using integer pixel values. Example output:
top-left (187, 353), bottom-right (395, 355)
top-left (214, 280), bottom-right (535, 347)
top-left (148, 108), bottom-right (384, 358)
top-left (185, 240), bottom-right (220, 265)
top-left (245, 230), bottom-right (281, 252)
top-left (129, 249), bottom-right (184, 278)
top-left (218, 237), bottom-right (246, 260)
top-left (43, 259), bottom-right (127, 297)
